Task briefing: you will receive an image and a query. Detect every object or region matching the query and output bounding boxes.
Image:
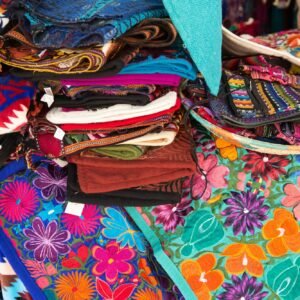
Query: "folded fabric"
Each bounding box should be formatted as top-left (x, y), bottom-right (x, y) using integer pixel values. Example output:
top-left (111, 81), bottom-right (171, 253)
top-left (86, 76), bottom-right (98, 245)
top-left (0, 156), bottom-right (180, 299)
top-left (46, 91), bottom-right (178, 124)
top-left (121, 129), bottom-right (177, 146)
top-left (120, 55), bottom-right (197, 80)
top-left (10, 0), bottom-right (167, 48)
top-left (162, 0), bottom-right (222, 95)
top-left (68, 163), bottom-right (182, 206)
top-left (52, 93), bottom-right (150, 108)
top-left (60, 106), bottom-right (177, 131)
top-left (0, 26), bottom-right (108, 74)
top-left (61, 74), bottom-right (181, 87)
top-left (68, 129), bottom-right (195, 193)
top-left (86, 145), bottom-right (146, 160)
top-left (0, 75), bottom-right (35, 134)
top-left (223, 26), bottom-right (300, 66)
top-left (10, 19), bottom-right (177, 80)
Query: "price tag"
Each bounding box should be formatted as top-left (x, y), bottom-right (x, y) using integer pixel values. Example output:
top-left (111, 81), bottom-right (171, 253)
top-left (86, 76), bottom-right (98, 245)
top-left (54, 127), bottom-right (65, 140)
top-left (65, 202), bottom-right (85, 216)
top-left (41, 87), bottom-right (54, 107)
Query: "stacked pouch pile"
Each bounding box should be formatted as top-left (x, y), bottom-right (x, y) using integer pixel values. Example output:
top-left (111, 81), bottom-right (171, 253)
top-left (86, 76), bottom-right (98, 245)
top-left (0, 1), bottom-right (198, 299)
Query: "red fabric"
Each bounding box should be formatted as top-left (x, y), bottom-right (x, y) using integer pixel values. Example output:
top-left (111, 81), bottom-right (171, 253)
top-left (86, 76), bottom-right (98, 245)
top-left (61, 97), bottom-right (181, 131)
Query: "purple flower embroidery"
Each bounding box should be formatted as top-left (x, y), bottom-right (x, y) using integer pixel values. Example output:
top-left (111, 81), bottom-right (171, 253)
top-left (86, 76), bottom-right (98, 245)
top-left (23, 217), bottom-right (70, 263)
top-left (33, 165), bottom-right (67, 203)
top-left (152, 200), bottom-right (193, 232)
top-left (221, 191), bottom-right (269, 235)
top-left (217, 273), bottom-right (268, 300)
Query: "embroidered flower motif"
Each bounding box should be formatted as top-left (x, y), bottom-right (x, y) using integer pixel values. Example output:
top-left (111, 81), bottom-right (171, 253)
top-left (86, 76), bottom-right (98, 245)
top-left (96, 277), bottom-right (136, 300)
top-left (62, 204), bottom-right (101, 236)
top-left (133, 288), bottom-right (163, 300)
top-left (215, 137), bottom-right (238, 161)
top-left (183, 153), bottom-right (229, 200)
top-left (38, 202), bottom-right (63, 222)
top-left (242, 152), bottom-right (290, 181)
top-left (23, 217), bottom-right (71, 263)
top-left (0, 181), bottom-right (39, 223)
top-left (262, 208), bottom-right (300, 257)
top-left (282, 177), bottom-right (300, 220)
top-left (217, 273), bottom-right (268, 300)
top-left (221, 191), bottom-right (269, 235)
top-left (33, 165), bottom-right (67, 203)
top-left (152, 199), bottom-right (193, 233)
top-left (102, 207), bottom-right (146, 252)
top-left (55, 271), bottom-right (95, 300)
top-left (92, 242), bottom-right (135, 284)
top-left (180, 253), bottom-right (224, 300)
top-left (222, 243), bottom-right (267, 277)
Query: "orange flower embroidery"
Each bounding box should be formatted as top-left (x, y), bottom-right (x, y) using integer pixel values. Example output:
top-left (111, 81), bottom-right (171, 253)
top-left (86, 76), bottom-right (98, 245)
top-left (262, 208), bottom-right (300, 257)
top-left (222, 243), bottom-right (267, 277)
top-left (215, 137), bottom-right (239, 161)
top-left (180, 253), bottom-right (224, 300)
top-left (138, 258), bottom-right (158, 287)
top-left (133, 288), bottom-right (162, 300)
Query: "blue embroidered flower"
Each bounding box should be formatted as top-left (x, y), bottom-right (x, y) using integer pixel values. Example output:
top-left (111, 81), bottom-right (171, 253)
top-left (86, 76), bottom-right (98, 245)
top-left (101, 208), bottom-right (146, 252)
top-left (38, 202), bottom-right (63, 222)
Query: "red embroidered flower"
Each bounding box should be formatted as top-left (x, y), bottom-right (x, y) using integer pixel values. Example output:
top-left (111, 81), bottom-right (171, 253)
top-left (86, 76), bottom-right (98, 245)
top-left (242, 152), bottom-right (290, 181)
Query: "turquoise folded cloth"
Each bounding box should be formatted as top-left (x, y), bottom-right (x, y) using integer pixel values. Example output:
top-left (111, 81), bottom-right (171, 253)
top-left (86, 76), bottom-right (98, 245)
top-left (120, 55), bottom-right (197, 80)
top-left (162, 0), bottom-right (222, 95)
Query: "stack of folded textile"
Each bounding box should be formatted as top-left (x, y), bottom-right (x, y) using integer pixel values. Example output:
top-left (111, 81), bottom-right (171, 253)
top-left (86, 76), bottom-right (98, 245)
top-left (1, 1), bottom-right (197, 207)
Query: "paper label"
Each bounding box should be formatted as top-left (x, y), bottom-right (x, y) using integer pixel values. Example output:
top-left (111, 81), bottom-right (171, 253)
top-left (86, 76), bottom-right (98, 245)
top-left (54, 127), bottom-right (65, 140)
top-left (53, 158), bottom-right (68, 168)
top-left (64, 202), bottom-right (84, 216)
top-left (41, 94), bottom-right (54, 107)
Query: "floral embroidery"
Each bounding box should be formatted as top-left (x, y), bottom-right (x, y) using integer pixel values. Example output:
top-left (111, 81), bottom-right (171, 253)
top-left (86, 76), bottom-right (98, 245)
top-left (221, 191), bottom-right (269, 235)
top-left (180, 253), bottom-right (224, 300)
top-left (215, 137), bottom-right (238, 161)
top-left (96, 277), bottom-right (136, 300)
top-left (217, 273), bottom-right (268, 300)
top-left (23, 217), bottom-right (71, 263)
top-left (151, 199), bottom-right (193, 233)
top-left (0, 181), bottom-right (39, 223)
top-left (138, 258), bottom-right (158, 287)
top-left (242, 152), bottom-right (290, 181)
top-left (62, 204), bottom-right (101, 236)
top-left (222, 243), bottom-right (267, 277)
top-left (92, 242), bottom-right (135, 284)
top-left (282, 177), bottom-right (300, 220)
top-left (183, 153), bottom-right (229, 200)
top-left (102, 207), bottom-right (146, 252)
top-left (262, 208), bottom-right (300, 257)
top-left (55, 271), bottom-right (95, 300)
top-left (38, 202), bottom-right (63, 222)
top-left (33, 165), bottom-right (67, 203)
top-left (133, 288), bottom-right (163, 300)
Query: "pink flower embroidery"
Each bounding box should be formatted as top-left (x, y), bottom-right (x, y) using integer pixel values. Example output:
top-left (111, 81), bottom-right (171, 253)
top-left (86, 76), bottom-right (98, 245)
top-left (0, 181), bottom-right (39, 223)
top-left (184, 153), bottom-right (229, 200)
top-left (282, 177), bottom-right (300, 220)
top-left (61, 204), bottom-right (101, 236)
top-left (92, 242), bottom-right (135, 284)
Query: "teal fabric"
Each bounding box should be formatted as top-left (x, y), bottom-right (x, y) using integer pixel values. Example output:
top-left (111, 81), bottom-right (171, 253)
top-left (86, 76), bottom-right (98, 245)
top-left (162, 0), bottom-right (222, 95)
top-left (120, 55), bottom-right (197, 80)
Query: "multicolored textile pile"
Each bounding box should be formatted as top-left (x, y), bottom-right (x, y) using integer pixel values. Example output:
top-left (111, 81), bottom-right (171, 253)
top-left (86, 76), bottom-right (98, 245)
top-left (0, 1), bottom-right (300, 300)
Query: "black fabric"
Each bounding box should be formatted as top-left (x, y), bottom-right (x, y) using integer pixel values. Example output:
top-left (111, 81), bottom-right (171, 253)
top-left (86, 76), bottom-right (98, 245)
top-left (0, 133), bottom-right (22, 167)
top-left (67, 164), bottom-right (181, 206)
top-left (52, 93), bottom-right (150, 109)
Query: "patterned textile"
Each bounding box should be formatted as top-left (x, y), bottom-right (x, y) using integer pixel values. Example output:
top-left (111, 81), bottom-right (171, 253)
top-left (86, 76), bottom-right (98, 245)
top-left (0, 157), bottom-right (182, 299)
top-left (10, 0), bottom-right (167, 48)
top-left (127, 122), bottom-right (300, 300)
top-left (0, 75), bottom-right (35, 135)
top-left (0, 252), bottom-right (32, 300)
